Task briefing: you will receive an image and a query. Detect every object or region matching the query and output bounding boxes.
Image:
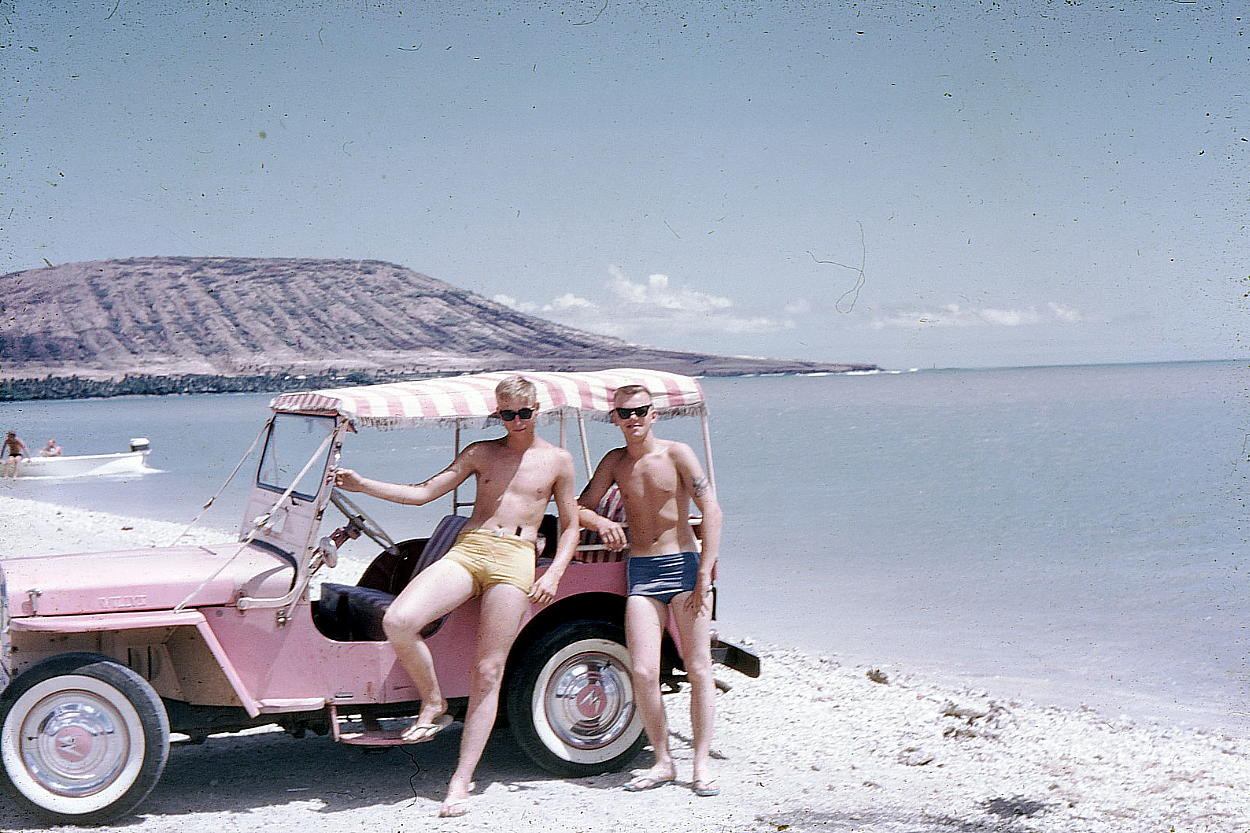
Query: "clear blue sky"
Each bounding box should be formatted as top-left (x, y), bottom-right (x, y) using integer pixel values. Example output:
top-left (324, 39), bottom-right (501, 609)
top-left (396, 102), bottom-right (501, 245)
top-left (3, 1), bottom-right (1245, 369)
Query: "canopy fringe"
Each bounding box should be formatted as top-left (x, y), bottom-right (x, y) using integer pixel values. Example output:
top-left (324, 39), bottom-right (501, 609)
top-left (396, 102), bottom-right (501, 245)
top-left (349, 403), bottom-right (706, 431)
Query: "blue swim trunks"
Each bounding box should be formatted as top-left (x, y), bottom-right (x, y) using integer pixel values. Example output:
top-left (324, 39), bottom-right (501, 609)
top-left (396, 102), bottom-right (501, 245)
top-left (626, 552), bottom-right (700, 604)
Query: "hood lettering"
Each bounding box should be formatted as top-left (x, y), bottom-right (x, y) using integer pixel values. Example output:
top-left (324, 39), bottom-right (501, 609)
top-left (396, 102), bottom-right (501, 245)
top-left (98, 594), bottom-right (148, 610)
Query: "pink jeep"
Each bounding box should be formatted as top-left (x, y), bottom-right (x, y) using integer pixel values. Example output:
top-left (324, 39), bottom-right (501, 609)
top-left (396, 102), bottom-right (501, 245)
top-left (0, 368), bottom-right (758, 824)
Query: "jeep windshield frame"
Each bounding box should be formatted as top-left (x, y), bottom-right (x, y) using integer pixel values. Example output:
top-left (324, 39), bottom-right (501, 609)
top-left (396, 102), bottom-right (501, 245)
top-left (255, 413), bottom-right (338, 501)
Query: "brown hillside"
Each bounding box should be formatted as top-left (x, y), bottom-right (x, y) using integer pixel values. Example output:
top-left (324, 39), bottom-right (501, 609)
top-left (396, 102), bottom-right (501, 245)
top-left (0, 257), bottom-right (872, 389)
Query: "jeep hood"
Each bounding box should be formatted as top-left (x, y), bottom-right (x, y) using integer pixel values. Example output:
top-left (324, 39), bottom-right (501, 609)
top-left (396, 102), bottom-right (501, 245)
top-left (0, 544), bottom-right (297, 617)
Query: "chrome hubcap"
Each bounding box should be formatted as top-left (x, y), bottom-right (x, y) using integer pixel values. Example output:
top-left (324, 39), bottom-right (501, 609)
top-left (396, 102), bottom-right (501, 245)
top-left (543, 650), bottom-right (633, 750)
top-left (20, 691), bottom-right (131, 797)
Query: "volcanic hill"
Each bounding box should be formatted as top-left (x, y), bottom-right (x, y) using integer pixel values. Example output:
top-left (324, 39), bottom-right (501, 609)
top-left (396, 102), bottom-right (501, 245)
top-left (1, 257), bottom-right (873, 400)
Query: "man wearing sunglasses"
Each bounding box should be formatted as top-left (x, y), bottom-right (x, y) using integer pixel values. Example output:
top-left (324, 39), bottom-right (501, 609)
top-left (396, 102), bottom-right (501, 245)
top-left (334, 375), bottom-right (580, 817)
top-left (578, 384), bottom-right (723, 798)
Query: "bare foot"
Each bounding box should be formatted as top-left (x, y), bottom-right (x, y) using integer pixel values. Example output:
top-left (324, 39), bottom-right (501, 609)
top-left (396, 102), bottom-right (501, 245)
top-left (401, 713), bottom-right (452, 743)
top-left (418, 699), bottom-right (448, 725)
top-left (437, 797), bottom-right (470, 818)
top-left (401, 699), bottom-right (451, 742)
top-left (692, 754), bottom-right (720, 796)
top-left (691, 777), bottom-right (720, 797)
top-left (623, 764), bottom-right (677, 791)
top-left (437, 781), bottom-right (475, 817)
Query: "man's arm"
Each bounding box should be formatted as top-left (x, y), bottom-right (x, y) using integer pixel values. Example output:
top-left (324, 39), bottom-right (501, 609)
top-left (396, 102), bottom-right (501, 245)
top-left (576, 449), bottom-right (627, 551)
top-left (335, 445), bottom-right (476, 506)
top-left (529, 450), bottom-right (581, 604)
top-left (674, 443), bottom-right (722, 589)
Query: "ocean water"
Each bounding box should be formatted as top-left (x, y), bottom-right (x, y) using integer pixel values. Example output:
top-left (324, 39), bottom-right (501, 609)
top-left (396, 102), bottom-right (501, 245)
top-left (1, 361), bottom-right (1245, 735)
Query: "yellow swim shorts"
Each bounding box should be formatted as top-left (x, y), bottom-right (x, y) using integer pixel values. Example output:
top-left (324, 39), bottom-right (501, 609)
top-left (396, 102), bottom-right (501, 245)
top-left (441, 529), bottom-right (536, 596)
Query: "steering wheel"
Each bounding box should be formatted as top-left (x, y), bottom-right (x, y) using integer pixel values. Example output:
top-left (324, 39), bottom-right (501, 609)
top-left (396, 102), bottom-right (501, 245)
top-left (330, 489), bottom-right (398, 552)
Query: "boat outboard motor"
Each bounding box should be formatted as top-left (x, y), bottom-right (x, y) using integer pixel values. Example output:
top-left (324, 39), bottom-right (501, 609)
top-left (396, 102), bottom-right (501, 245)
top-left (129, 437), bottom-right (151, 452)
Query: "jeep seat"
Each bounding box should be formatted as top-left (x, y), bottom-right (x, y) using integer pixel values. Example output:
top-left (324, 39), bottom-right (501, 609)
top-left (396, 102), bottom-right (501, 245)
top-left (319, 514), bottom-right (468, 641)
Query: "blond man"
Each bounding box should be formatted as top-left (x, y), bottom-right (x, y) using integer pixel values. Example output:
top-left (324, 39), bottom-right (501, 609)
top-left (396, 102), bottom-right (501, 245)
top-left (578, 384), bottom-right (723, 797)
top-left (335, 376), bottom-right (580, 817)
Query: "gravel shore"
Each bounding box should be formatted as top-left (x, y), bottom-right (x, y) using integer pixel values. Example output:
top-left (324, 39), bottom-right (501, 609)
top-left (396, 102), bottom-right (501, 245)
top-left (1, 494), bottom-right (1246, 832)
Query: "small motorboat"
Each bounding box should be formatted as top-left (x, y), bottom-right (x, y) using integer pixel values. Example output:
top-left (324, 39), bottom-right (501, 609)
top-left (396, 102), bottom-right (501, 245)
top-left (12, 438), bottom-right (153, 478)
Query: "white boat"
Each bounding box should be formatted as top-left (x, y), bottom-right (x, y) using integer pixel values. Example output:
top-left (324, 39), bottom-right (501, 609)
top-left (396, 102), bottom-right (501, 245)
top-left (12, 438), bottom-right (153, 478)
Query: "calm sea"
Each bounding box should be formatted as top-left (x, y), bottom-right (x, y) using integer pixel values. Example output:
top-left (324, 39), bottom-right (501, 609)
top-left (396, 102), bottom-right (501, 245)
top-left (2, 361), bottom-right (1245, 735)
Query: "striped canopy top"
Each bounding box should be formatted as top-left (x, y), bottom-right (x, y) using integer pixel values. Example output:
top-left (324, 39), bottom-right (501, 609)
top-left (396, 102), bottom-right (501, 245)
top-left (268, 368), bottom-right (706, 428)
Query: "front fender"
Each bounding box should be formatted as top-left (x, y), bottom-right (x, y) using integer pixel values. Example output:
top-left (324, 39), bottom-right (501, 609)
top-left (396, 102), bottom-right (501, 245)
top-left (5, 609), bottom-right (263, 718)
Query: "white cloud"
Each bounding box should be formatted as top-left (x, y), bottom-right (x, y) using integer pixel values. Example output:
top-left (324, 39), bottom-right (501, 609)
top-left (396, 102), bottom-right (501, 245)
top-left (870, 302), bottom-right (1084, 330)
top-left (979, 307), bottom-right (1037, 327)
top-left (1047, 302), bottom-right (1082, 323)
top-left (784, 298), bottom-right (812, 315)
top-left (550, 293), bottom-right (595, 311)
top-left (608, 267), bottom-right (734, 313)
top-left (498, 266), bottom-right (792, 338)
top-left (492, 293), bottom-right (539, 313)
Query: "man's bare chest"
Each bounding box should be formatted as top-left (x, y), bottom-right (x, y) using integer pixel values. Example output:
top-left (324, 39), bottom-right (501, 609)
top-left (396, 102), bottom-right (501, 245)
top-left (617, 457), bottom-right (680, 501)
top-left (478, 454), bottom-right (556, 498)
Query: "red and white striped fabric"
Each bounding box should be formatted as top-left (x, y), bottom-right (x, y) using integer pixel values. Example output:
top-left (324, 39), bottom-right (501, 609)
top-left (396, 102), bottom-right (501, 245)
top-left (576, 483), bottom-right (629, 563)
top-left (269, 368), bottom-right (706, 428)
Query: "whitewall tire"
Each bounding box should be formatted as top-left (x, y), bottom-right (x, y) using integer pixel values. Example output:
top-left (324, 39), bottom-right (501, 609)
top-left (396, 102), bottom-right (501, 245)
top-left (507, 621), bottom-right (645, 776)
top-left (0, 653), bottom-right (169, 824)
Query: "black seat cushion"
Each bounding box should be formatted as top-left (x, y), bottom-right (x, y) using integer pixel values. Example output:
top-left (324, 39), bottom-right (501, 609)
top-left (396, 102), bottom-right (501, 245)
top-left (330, 584), bottom-right (398, 641)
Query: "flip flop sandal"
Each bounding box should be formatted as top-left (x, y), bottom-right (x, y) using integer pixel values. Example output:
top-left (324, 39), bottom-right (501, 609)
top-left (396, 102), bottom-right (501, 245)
top-left (438, 798), bottom-right (471, 818)
top-left (402, 713), bottom-right (453, 743)
top-left (692, 779), bottom-right (721, 797)
top-left (623, 774), bottom-right (675, 792)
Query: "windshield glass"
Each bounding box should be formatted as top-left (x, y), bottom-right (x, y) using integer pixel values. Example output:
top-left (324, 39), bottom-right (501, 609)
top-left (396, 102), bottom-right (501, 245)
top-left (257, 414), bottom-right (336, 500)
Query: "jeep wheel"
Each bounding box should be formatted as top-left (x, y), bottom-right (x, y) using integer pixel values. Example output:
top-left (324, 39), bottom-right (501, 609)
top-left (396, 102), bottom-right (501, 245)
top-left (0, 653), bottom-right (170, 824)
top-left (507, 620), bottom-right (645, 776)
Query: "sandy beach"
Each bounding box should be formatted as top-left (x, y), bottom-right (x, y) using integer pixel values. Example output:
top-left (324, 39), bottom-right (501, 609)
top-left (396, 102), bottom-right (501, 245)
top-left (0, 493), bottom-right (1246, 832)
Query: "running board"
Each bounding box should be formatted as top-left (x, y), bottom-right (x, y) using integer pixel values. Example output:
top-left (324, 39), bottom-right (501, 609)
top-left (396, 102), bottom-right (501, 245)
top-left (329, 703), bottom-right (425, 747)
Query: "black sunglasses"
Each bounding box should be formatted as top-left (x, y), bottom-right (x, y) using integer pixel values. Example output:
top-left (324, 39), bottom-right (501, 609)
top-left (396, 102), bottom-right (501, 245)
top-left (498, 407), bottom-right (536, 421)
top-left (613, 404), bottom-right (652, 419)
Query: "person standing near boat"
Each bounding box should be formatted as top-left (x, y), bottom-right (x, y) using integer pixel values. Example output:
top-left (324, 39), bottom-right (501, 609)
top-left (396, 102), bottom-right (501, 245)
top-left (578, 384), bottom-right (724, 798)
top-left (332, 375), bottom-right (581, 818)
top-left (3, 431), bottom-right (29, 477)
top-left (40, 439), bottom-right (63, 457)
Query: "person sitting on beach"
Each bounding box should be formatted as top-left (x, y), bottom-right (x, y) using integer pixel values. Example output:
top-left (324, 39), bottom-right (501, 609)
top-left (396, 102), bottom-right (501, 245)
top-left (40, 439), bottom-right (63, 457)
top-left (578, 384), bottom-right (724, 798)
top-left (333, 375), bottom-right (580, 818)
top-left (3, 431), bottom-right (30, 477)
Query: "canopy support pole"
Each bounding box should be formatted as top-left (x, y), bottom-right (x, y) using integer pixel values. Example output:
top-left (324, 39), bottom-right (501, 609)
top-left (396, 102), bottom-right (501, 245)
top-left (576, 411), bottom-right (593, 478)
top-left (451, 421), bottom-right (462, 515)
top-left (700, 409), bottom-right (717, 492)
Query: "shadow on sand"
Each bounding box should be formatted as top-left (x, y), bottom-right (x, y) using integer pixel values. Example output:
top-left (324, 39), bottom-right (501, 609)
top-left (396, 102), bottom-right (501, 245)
top-left (0, 724), bottom-right (633, 829)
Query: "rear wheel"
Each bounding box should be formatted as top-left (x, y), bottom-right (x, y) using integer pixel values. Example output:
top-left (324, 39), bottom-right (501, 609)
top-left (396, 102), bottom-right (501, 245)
top-left (506, 620), bottom-right (645, 776)
top-left (0, 653), bottom-right (170, 824)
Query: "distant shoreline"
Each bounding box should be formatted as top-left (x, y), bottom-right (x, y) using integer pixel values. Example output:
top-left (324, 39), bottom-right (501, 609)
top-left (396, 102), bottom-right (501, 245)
top-left (0, 360), bottom-right (878, 402)
top-left (4, 359), bottom-right (1239, 403)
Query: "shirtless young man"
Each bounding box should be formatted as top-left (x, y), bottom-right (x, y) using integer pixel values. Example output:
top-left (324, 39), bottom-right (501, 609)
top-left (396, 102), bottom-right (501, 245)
top-left (578, 385), bottom-right (724, 798)
top-left (334, 376), bottom-right (580, 817)
top-left (3, 431), bottom-right (29, 477)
